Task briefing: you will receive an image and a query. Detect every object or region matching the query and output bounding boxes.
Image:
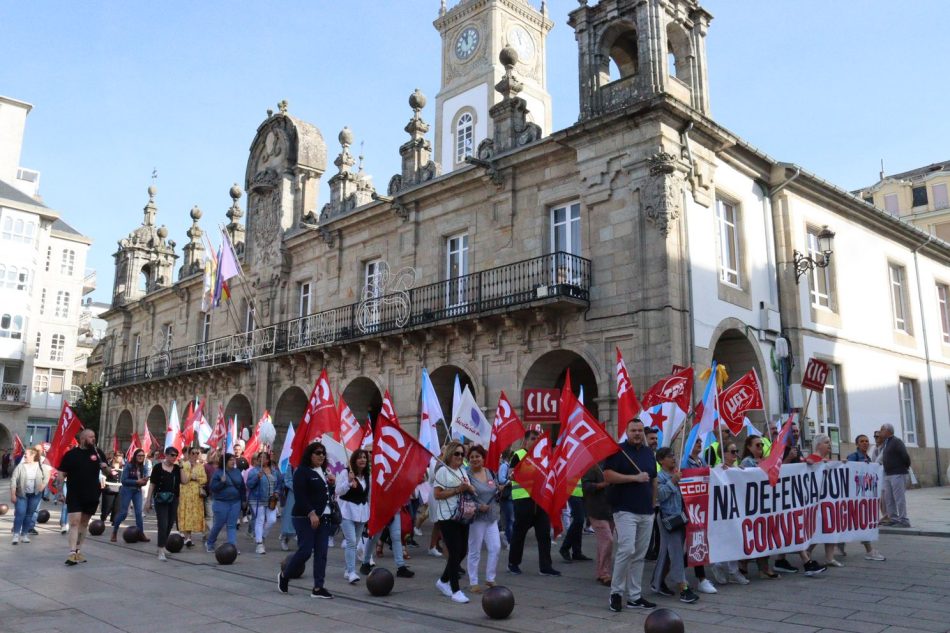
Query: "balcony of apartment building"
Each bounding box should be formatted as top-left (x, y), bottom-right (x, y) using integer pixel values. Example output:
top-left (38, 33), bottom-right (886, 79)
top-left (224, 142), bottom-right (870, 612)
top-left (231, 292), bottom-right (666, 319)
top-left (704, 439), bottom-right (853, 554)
top-left (0, 382), bottom-right (28, 409)
top-left (82, 268), bottom-right (97, 295)
top-left (103, 251), bottom-right (591, 389)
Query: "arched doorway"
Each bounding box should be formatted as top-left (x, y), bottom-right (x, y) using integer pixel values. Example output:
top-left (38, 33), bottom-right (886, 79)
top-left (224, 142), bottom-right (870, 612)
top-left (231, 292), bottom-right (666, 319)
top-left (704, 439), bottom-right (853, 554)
top-left (0, 423), bottom-right (11, 450)
top-left (428, 365), bottom-right (476, 443)
top-left (522, 349), bottom-right (600, 442)
top-left (224, 394), bottom-right (254, 439)
top-left (342, 377), bottom-right (382, 430)
top-left (115, 410), bottom-right (133, 451)
top-left (274, 386), bottom-right (308, 450)
top-left (146, 404), bottom-right (166, 449)
top-left (712, 328), bottom-right (766, 426)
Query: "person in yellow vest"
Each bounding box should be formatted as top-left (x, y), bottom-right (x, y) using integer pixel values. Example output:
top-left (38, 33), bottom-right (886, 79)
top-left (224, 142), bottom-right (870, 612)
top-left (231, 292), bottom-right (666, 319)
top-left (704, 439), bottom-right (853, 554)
top-left (507, 430), bottom-right (560, 576)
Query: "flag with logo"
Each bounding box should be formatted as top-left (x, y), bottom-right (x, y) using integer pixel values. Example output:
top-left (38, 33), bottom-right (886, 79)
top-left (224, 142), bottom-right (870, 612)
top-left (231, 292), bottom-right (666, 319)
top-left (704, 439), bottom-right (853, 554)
top-left (368, 401), bottom-right (431, 535)
top-left (558, 370), bottom-right (578, 430)
top-left (125, 432), bottom-right (141, 462)
top-left (338, 396), bottom-right (363, 452)
top-left (206, 404), bottom-right (228, 450)
top-left (615, 347), bottom-right (642, 440)
top-left (12, 434), bottom-right (25, 460)
top-left (450, 385), bottom-right (491, 448)
top-left (419, 368), bottom-right (444, 457)
top-left (47, 402), bottom-right (84, 469)
top-left (244, 410), bottom-right (272, 458)
top-left (321, 434), bottom-right (349, 479)
top-left (717, 370), bottom-right (764, 436)
top-left (760, 413), bottom-right (794, 486)
top-left (486, 391), bottom-right (524, 472)
top-left (511, 432), bottom-right (557, 526)
top-left (290, 376), bottom-right (323, 468)
top-left (640, 367), bottom-right (694, 447)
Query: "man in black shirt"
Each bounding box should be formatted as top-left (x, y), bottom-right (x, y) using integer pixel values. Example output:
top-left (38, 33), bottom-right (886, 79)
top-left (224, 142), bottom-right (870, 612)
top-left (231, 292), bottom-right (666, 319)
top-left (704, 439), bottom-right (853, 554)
top-left (57, 429), bottom-right (115, 566)
top-left (604, 419), bottom-right (657, 612)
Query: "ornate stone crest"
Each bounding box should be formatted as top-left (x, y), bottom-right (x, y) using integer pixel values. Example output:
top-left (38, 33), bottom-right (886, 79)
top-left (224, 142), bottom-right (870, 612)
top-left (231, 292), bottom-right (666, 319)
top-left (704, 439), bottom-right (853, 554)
top-left (643, 151), bottom-right (684, 237)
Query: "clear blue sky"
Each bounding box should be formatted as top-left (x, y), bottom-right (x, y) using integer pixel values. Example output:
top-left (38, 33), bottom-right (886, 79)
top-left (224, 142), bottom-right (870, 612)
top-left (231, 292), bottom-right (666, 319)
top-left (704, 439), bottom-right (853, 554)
top-left (2, 0), bottom-right (946, 303)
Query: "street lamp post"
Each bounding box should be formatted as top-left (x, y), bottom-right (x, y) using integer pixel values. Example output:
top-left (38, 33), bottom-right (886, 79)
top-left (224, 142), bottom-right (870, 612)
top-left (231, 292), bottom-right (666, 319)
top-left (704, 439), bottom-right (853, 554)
top-left (793, 226), bottom-right (835, 284)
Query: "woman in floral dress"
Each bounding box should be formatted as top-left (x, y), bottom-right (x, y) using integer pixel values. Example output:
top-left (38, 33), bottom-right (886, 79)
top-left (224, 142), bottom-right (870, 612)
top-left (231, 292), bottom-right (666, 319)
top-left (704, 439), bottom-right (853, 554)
top-left (178, 447), bottom-right (208, 547)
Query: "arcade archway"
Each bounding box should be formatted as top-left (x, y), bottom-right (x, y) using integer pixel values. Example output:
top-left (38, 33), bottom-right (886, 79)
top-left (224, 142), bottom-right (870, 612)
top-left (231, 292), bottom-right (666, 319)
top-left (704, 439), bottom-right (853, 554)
top-left (522, 349), bottom-right (600, 441)
top-left (342, 377), bottom-right (383, 430)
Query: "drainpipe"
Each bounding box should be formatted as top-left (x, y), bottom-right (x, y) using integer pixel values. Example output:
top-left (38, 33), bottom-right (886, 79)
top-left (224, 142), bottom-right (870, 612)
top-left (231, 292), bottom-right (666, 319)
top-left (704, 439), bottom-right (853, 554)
top-left (911, 234), bottom-right (942, 485)
top-left (680, 122), bottom-right (696, 374)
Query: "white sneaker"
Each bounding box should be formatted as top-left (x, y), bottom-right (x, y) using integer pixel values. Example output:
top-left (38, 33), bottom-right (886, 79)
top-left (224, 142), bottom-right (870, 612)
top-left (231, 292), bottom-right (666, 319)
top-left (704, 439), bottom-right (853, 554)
top-left (60, 525), bottom-right (68, 534)
top-left (729, 571), bottom-right (750, 585)
top-left (435, 579), bottom-right (453, 597)
top-left (697, 579), bottom-right (718, 594)
top-left (12, 534), bottom-right (19, 545)
top-left (20, 535), bottom-right (30, 544)
top-left (451, 590), bottom-right (470, 603)
top-left (826, 559), bottom-right (844, 568)
top-left (157, 550), bottom-right (167, 561)
top-left (255, 543), bottom-right (266, 555)
top-left (346, 571), bottom-right (360, 584)
top-left (428, 547), bottom-right (443, 558)
top-left (414, 527), bottom-right (423, 537)
top-left (864, 550), bottom-right (886, 562)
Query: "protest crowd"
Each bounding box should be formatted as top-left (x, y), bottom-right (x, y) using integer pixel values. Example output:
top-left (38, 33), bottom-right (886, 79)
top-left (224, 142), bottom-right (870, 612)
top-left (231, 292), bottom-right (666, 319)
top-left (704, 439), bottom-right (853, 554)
top-left (5, 356), bottom-right (911, 614)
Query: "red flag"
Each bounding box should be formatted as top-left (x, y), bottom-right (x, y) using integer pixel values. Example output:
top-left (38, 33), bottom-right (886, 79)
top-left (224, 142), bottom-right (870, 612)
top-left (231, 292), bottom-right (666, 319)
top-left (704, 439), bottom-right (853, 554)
top-left (367, 406), bottom-right (431, 535)
top-left (125, 433), bottom-right (141, 462)
top-left (549, 403), bottom-right (621, 536)
top-left (380, 390), bottom-right (397, 425)
top-left (759, 413), bottom-right (794, 486)
top-left (47, 402), bottom-right (84, 469)
top-left (717, 370), bottom-right (765, 435)
top-left (641, 367), bottom-right (693, 412)
top-left (486, 391), bottom-right (524, 472)
top-left (290, 376), bottom-right (323, 468)
top-left (338, 396), bottom-right (363, 452)
top-left (112, 434), bottom-right (120, 456)
top-left (206, 404), bottom-right (227, 450)
top-left (615, 347), bottom-right (642, 439)
top-left (243, 410), bottom-right (270, 458)
top-left (558, 370), bottom-right (578, 429)
top-left (308, 369), bottom-right (340, 440)
top-left (12, 434), bottom-right (25, 460)
top-left (182, 399), bottom-right (204, 448)
top-left (512, 432), bottom-right (558, 527)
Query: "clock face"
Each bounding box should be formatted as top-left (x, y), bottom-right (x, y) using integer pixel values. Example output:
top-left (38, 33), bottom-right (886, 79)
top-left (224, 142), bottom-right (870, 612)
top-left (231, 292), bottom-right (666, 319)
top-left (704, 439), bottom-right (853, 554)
top-left (507, 25), bottom-right (535, 63)
top-left (455, 26), bottom-right (479, 60)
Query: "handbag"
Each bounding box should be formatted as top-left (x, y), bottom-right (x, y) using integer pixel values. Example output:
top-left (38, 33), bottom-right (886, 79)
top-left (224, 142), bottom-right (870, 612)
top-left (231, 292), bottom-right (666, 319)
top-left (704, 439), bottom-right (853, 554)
top-left (451, 491), bottom-right (478, 524)
top-left (661, 511), bottom-right (688, 532)
top-left (329, 500), bottom-right (342, 526)
top-left (154, 491), bottom-right (175, 505)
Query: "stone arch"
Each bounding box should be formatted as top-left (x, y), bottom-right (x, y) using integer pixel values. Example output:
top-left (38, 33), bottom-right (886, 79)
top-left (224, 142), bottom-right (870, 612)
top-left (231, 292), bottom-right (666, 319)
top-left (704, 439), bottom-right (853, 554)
top-left (598, 20), bottom-right (639, 84)
top-left (224, 394), bottom-right (254, 437)
top-left (146, 404), bottom-right (166, 448)
top-left (666, 22), bottom-right (694, 85)
top-left (0, 423), bottom-right (11, 450)
top-left (522, 349), bottom-right (601, 440)
top-left (273, 386), bottom-right (308, 449)
top-left (342, 376), bottom-right (383, 429)
top-left (115, 409), bottom-right (134, 450)
top-left (705, 319), bottom-right (769, 426)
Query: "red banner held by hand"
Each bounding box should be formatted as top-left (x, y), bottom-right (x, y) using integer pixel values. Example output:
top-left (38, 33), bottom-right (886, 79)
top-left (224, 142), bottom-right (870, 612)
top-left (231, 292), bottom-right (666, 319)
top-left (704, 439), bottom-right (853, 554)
top-left (486, 391), bottom-right (525, 472)
top-left (368, 405), bottom-right (431, 536)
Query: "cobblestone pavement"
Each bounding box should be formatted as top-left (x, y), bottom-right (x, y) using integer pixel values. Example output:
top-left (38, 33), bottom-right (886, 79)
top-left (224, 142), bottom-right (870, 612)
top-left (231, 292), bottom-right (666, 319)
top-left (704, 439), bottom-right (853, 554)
top-left (1, 480), bottom-right (948, 633)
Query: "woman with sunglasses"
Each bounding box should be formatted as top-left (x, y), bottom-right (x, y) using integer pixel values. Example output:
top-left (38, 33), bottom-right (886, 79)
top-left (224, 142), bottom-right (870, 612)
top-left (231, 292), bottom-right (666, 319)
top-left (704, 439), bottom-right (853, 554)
top-left (147, 446), bottom-right (187, 561)
top-left (432, 440), bottom-right (476, 604)
top-left (277, 441), bottom-right (335, 599)
top-left (707, 441), bottom-right (753, 585)
top-left (178, 447), bottom-right (208, 548)
top-left (738, 436), bottom-right (780, 579)
top-left (112, 449), bottom-right (150, 543)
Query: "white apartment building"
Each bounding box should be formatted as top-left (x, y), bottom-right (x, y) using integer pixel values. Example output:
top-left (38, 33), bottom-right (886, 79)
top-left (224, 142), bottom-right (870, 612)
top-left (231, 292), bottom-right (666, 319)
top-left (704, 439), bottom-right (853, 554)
top-left (0, 95), bottom-right (93, 449)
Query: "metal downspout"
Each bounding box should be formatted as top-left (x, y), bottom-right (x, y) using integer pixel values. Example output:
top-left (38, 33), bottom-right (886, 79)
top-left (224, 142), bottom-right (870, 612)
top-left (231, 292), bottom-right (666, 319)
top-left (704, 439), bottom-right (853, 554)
top-left (911, 235), bottom-right (942, 485)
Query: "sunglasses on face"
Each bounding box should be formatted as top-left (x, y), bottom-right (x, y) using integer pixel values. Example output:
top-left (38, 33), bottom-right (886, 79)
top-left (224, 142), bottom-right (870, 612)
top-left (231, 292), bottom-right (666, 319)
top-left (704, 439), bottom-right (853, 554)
top-left (313, 451), bottom-right (325, 456)
top-left (452, 451), bottom-right (464, 457)
top-left (727, 449), bottom-right (739, 454)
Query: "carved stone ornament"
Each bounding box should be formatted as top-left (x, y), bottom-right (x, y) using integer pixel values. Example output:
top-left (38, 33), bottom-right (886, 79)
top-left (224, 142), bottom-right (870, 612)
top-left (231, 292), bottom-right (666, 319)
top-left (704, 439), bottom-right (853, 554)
top-left (250, 188), bottom-right (282, 267)
top-left (643, 151), bottom-right (684, 237)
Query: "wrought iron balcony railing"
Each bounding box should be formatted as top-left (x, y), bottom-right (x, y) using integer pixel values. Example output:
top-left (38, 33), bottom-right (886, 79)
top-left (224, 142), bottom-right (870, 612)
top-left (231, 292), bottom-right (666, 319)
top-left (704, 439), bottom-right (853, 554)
top-left (0, 382), bottom-right (28, 405)
top-left (103, 252), bottom-right (590, 389)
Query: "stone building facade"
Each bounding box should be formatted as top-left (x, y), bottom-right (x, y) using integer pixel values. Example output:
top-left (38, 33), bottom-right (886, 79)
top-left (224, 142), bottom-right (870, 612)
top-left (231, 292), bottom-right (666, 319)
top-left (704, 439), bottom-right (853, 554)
top-left (100, 0), bottom-right (950, 484)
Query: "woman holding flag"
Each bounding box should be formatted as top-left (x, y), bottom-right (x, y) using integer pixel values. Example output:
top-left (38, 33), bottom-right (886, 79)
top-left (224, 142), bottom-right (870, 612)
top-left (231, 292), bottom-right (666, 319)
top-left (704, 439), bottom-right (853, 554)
top-left (432, 440), bottom-right (476, 604)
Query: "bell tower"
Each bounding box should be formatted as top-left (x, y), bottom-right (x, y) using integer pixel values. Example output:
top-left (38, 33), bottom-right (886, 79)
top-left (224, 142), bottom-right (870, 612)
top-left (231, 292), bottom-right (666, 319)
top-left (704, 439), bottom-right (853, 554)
top-left (434, 0), bottom-right (553, 171)
top-left (111, 185), bottom-right (178, 307)
top-left (569, 0), bottom-right (713, 121)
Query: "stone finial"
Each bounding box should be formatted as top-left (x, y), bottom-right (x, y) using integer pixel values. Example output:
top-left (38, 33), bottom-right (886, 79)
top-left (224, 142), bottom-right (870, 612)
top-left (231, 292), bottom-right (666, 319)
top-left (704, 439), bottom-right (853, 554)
top-left (495, 46), bottom-right (524, 101)
top-left (143, 184), bottom-right (158, 226)
top-left (157, 225), bottom-right (169, 239)
top-left (226, 183), bottom-right (246, 252)
top-left (409, 88), bottom-right (426, 113)
top-left (388, 89), bottom-right (440, 196)
top-left (334, 127), bottom-right (356, 175)
top-left (278, 99), bottom-right (288, 114)
top-left (440, 0), bottom-right (446, 16)
top-left (181, 205), bottom-right (206, 279)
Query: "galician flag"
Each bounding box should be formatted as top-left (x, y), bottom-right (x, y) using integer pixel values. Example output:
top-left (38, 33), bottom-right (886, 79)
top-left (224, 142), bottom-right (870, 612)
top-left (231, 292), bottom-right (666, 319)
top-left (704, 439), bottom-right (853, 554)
top-left (419, 368), bottom-right (444, 456)
top-left (278, 423), bottom-right (295, 474)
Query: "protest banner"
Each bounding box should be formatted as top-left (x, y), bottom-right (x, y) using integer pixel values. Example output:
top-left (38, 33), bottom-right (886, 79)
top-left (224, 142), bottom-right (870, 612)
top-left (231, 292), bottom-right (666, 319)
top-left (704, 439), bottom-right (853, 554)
top-left (704, 462), bottom-right (882, 563)
top-left (680, 467), bottom-right (711, 567)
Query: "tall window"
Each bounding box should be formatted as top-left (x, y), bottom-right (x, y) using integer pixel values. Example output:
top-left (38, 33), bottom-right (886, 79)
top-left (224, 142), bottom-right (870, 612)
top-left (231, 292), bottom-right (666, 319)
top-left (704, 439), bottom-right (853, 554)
top-left (551, 203), bottom-right (581, 255)
top-left (938, 283), bottom-right (950, 344)
top-left (297, 282), bottom-right (312, 317)
top-left (363, 261), bottom-right (383, 326)
top-left (55, 291), bottom-right (70, 318)
top-left (898, 378), bottom-right (919, 446)
top-left (808, 227), bottom-right (833, 308)
top-left (50, 334), bottom-right (65, 362)
top-left (889, 263), bottom-right (909, 333)
top-left (446, 233), bottom-right (469, 307)
top-left (816, 364), bottom-right (841, 437)
top-left (933, 183), bottom-right (949, 210)
top-left (164, 324), bottom-right (173, 350)
top-left (883, 193), bottom-right (899, 215)
top-left (0, 314), bottom-right (24, 339)
top-left (201, 313), bottom-right (212, 343)
top-left (715, 197), bottom-right (741, 287)
top-left (61, 249), bottom-right (76, 276)
top-left (133, 334), bottom-right (141, 361)
top-left (911, 185), bottom-right (928, 208)
top-left (455, 112), bottom-right (474, 164)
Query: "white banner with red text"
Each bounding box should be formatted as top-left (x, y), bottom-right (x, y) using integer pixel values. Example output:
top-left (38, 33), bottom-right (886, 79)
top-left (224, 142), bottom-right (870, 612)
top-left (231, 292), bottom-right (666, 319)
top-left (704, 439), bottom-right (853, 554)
top-left (686, 462), bottom-right (882, 564)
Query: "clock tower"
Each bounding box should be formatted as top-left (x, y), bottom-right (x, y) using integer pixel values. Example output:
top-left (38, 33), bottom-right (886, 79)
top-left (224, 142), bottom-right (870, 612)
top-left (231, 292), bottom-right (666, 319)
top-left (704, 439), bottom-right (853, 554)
top-left (433, 0), bottom-right (553, 171)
